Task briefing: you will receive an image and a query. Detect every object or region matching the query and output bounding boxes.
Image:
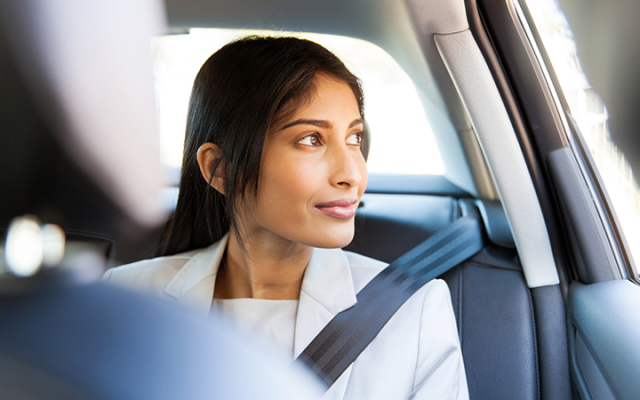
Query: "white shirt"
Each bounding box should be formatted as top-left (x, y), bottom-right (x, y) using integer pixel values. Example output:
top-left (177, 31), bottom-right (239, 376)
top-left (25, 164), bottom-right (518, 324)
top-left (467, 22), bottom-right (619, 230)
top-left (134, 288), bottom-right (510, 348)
top-left (213, 298), bottom-right (298, 359)
top-left (103, 234), bottom-right (469, 400)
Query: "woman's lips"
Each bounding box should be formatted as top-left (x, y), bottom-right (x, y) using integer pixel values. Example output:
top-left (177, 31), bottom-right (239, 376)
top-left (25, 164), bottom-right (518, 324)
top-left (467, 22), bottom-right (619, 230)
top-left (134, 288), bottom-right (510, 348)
top-left (314, 199), bottom-right (358, 220)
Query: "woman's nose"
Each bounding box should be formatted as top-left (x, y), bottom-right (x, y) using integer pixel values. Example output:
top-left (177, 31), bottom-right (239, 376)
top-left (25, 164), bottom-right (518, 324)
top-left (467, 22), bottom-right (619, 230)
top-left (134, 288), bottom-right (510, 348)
top-left (331, 145), bottom-right (363, 188)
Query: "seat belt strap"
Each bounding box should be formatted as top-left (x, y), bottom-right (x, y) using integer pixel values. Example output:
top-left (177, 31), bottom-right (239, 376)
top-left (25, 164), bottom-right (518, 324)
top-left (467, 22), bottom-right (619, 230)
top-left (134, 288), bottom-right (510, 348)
top-left (295, 211), bottom-right (486, 389)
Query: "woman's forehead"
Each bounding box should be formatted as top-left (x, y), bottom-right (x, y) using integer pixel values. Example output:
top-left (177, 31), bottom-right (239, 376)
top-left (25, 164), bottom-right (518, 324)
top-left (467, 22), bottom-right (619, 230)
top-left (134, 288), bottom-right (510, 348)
top-left (271, 74), bottom-right (361, 132)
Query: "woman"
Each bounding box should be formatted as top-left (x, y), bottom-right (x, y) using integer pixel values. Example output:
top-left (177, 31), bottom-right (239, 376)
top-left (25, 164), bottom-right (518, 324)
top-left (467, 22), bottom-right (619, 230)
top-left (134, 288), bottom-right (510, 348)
top-left (103, 36), bottom-right (468, 400)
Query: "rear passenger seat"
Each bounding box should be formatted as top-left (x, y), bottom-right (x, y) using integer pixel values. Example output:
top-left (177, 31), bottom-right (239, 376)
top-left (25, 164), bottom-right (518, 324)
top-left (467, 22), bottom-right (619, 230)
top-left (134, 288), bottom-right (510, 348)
top-left (344, 194), bottom-right (539, 400)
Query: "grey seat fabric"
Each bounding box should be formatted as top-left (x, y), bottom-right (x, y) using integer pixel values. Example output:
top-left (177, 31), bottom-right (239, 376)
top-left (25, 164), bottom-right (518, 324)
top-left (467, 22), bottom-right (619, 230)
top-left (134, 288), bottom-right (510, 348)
top-left (441, 249), bottom-right (537, 400)
top-left (344, 194), bottom-right (538, 400)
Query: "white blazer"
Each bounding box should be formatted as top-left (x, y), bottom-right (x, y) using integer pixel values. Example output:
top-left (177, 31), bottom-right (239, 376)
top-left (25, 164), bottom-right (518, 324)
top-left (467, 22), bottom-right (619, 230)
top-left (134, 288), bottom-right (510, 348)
top-left (103, 234), bottom-right (469, 400)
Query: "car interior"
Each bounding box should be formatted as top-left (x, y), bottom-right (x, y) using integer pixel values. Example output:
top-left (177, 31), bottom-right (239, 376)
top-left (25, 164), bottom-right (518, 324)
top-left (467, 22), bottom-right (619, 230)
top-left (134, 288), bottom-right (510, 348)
top-left (2, 0), bottom-right (640, 399)
top-left (148, 1), bottom-right (569, 399)
top-left (111, 0), bottom-right (570, 398)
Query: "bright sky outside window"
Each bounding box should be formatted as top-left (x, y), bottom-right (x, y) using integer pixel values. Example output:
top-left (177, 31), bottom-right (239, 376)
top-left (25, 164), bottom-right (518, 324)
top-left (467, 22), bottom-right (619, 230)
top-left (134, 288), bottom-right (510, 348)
top-left (151, 29), bottom-right (445, 176)
top-left (524, 0), bottom-right (640, 269)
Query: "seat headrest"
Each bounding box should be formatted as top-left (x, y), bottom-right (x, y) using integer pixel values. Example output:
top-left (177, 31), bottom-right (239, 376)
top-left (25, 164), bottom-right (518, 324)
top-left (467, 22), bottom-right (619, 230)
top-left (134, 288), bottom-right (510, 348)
top-left (0, 0), bottom-right (168, 238)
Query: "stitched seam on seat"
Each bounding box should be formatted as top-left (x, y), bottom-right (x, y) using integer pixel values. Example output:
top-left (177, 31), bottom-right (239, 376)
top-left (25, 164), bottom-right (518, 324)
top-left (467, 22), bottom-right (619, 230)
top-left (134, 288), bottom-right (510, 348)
top-left (457, 264), bottom-right (463, 348)
top-left (527, 287), bottom-right (541, 400)
top-left (467, 259), bottom-right (522, 272)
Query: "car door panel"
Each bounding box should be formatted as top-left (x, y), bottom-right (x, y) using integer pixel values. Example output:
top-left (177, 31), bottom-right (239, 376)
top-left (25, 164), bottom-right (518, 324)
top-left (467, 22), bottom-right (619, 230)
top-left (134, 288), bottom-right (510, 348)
top-left (568, 280), bottom-right (640, 400)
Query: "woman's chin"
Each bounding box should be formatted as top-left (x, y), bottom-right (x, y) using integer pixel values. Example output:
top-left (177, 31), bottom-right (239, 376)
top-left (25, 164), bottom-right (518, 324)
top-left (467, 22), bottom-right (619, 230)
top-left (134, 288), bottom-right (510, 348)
top-left (301, 229), bottom-right (355, 249)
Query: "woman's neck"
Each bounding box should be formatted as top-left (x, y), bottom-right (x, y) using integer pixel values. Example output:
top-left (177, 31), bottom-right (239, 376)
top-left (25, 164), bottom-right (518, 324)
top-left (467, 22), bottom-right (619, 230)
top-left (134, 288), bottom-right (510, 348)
top-left (213, 229), bottom-right (312, 300)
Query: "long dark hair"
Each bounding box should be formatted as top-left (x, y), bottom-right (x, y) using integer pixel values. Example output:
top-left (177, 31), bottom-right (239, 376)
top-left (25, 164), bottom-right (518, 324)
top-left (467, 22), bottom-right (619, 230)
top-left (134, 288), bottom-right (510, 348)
top-left (158, 36), bottom-right (364, 256)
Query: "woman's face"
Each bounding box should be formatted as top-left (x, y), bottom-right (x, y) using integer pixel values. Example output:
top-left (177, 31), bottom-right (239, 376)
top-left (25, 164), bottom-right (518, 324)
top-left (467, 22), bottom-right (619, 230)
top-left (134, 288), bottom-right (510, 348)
top-left (240, 73), bottom-right (367, 249)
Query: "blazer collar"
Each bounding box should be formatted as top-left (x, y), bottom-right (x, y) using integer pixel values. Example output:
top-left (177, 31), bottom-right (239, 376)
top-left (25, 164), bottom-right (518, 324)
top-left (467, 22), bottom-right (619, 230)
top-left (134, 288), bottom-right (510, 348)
top-left (293, 247), bottom-right (357, 358)
top-left (162, 234), bottom-right (358, 358)
top-left (164, 234), bottom-right (228, 314)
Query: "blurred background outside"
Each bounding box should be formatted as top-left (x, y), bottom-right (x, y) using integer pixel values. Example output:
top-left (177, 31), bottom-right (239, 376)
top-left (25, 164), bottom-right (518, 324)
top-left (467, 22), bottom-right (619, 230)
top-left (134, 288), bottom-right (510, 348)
top-left (525, 0), bottom-right (640, 270)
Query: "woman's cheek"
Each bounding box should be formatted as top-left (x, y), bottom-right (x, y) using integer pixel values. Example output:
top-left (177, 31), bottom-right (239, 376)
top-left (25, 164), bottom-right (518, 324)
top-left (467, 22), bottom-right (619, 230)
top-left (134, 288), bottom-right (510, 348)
top-left (282, 152), bottom-right (324, 189)
top-left (358, 158), bottom-right (368, 196)
top-left (262, 154), bottom-right (320, 212)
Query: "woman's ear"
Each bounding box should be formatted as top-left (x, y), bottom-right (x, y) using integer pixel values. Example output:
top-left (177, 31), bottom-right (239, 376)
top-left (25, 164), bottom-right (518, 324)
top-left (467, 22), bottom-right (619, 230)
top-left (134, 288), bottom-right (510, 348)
top-left (197, 143), bottom-right (226, 195)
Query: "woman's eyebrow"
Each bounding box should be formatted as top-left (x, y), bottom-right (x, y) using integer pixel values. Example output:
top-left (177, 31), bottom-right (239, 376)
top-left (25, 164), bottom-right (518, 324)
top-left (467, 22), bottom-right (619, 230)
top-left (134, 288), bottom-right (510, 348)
top-left (280, 118), bottom-right (363, 130)
top-left (281, 119), bottom-right (331, 130)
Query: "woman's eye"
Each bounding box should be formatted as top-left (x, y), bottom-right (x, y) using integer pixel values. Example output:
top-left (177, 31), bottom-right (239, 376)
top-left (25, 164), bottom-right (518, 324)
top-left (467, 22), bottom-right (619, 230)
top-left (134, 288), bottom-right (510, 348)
top-left (347, 132), bottom-right (363, 146)
top-left (297, 134), bottom-right (320, 146)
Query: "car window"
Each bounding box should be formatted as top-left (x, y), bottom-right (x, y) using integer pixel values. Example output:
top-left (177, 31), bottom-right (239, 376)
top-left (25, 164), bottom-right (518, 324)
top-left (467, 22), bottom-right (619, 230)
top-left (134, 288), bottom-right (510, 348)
top-left (152, 28), bottom-right (445, 177)
top-left (523, 0), bottom-right (640, 271)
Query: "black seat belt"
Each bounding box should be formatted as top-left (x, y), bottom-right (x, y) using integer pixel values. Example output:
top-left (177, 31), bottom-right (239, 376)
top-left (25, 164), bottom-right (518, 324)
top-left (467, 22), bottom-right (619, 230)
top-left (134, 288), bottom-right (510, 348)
top-left (295, 210), bottom-right (486, 389)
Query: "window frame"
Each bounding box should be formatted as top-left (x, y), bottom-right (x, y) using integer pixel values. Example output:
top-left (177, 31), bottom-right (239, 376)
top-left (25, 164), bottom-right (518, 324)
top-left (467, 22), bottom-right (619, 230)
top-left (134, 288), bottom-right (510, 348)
top-left (468, 0), bottom-right (636, 285)
top-left (516, 0), bottom-right (638, 282)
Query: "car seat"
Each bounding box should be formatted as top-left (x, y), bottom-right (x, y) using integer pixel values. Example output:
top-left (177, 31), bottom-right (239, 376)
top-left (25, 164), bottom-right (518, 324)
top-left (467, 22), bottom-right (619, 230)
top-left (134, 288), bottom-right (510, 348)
top-left (344, 194), bottom-right (572, 400)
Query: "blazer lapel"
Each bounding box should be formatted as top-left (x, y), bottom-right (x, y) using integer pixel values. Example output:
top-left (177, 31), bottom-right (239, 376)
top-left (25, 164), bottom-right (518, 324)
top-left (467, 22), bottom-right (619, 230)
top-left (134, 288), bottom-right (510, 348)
top-left (164, 234), bottom-right (229, 315)
top-left (164, 238), bottom-right (358, 371)
top-left (164, 240), bottom-right (357, 397)
top-left (293, 248), bottom-right (357, 358)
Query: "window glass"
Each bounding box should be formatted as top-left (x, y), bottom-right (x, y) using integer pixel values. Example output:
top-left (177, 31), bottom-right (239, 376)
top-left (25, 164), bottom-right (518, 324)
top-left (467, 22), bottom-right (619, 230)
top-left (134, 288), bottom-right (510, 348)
top-left (152, 29), bottom-right (444, 176)
top-left (523, 0), bottom-right (640, 269)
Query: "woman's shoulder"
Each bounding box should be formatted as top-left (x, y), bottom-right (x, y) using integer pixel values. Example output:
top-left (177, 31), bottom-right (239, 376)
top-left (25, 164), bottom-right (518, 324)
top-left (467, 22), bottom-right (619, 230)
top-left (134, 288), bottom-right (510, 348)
top-left (101, 248), bottom-right (203, 294)
top-left (341, 250), bottom-right (387, 294)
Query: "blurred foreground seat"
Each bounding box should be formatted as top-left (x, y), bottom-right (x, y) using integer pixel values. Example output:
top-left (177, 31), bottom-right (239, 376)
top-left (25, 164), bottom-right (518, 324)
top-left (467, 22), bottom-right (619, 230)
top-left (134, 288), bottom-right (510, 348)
top-left (0, 1), bottom-right (321, 399)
